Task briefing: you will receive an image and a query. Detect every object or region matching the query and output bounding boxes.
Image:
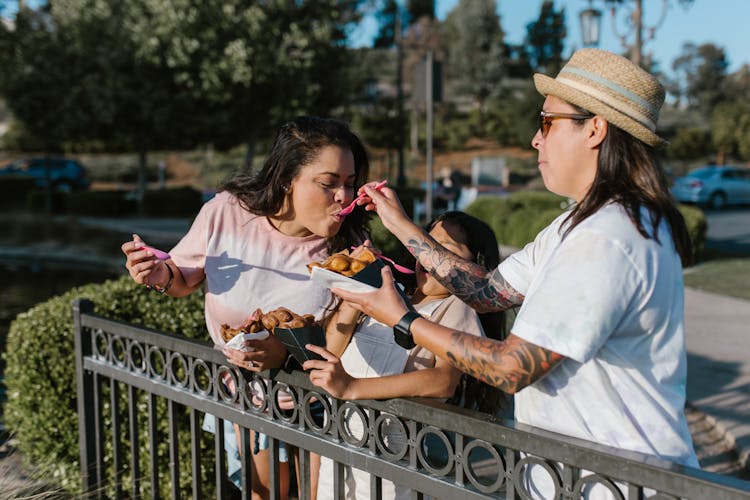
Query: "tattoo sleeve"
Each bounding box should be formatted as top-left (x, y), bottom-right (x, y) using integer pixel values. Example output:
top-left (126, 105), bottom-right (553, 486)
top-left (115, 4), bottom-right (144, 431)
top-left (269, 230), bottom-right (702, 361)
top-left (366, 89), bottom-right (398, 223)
top-left (406, 234), bottom-right (524, 312)
top-left (445, 334), bottom-right (564, 394)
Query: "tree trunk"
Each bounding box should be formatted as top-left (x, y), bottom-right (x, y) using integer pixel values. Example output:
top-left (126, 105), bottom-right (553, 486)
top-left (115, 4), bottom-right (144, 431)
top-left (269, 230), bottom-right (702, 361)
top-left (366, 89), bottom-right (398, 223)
top-left (137, 148), bottom-right (148, 216)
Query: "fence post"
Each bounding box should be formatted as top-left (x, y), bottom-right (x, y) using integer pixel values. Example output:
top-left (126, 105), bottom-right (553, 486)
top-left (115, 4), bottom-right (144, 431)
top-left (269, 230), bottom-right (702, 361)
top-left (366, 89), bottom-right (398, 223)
top-left (74, 298), bottom-right (97, 493)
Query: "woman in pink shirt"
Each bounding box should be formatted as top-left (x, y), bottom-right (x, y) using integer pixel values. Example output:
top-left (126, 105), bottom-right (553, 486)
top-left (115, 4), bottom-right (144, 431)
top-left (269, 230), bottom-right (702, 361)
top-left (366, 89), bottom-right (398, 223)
top-left (122, 116), bottom-right (371, 499)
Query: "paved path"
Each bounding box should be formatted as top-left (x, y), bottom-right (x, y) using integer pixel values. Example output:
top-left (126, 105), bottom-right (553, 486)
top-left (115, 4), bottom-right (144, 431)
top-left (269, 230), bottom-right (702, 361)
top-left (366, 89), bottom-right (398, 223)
top-left (685, 287), bottom-right (750, 478)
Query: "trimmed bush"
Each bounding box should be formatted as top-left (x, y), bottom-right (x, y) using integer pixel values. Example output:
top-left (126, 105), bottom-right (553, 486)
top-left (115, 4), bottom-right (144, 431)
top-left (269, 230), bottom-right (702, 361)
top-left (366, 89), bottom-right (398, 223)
top-left (3, 276), bottom-right (210, 495)
top-left (678, 203), bottom-right (707, 263)
top-left (64, 190), bottom-right (137, 216)
top-left (465, 191), bottom-right (568, 248)
top-left (465, 194), bottom-right (707, 263)
top-left (142, 187), bottom-right (203, 218)
top-left (0, 176), bottom-right (37, 208)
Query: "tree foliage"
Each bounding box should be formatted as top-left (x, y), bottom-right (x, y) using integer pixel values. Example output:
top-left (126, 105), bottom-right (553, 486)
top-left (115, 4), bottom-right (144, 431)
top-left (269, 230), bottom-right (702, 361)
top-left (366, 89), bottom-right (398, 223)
top-left (0, 0), bottom-right (364, 159)
top-left (407, 0), bottom-right (434, 23)
top-left (524, 0), bottom-right (566, 74)
top-left (443, 0), bottom-right (504, 133)
top-left (671, 42), bottom-right (729, 113)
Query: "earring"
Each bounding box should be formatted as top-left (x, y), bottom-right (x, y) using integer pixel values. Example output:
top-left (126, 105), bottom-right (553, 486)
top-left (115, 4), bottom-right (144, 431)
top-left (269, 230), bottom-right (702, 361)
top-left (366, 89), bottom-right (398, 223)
top-left (282, 184), bottom-right (290, 193)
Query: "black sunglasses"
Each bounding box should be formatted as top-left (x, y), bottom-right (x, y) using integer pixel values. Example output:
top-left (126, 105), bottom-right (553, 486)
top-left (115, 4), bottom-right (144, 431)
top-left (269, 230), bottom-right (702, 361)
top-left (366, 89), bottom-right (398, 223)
top-left (539, 110), bottom-right (594, 138)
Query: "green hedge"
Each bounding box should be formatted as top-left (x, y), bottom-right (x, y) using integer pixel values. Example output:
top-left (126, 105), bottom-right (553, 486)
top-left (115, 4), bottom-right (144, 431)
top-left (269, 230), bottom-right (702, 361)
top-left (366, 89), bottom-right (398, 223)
top-left (3, 276), bottom-right (211, 495)
top-left (142, 187), bottom-right (203, 218)
top-left (63, 190), bottom-right (137, 216)
top-left (678, 203), bottom-right (707, 263)
top-left (463, 192), bottom-right (708, 261)
top-left (464, 191), bottom-right (568, 248)
top-left (0, 176), bottom-right (37, 208)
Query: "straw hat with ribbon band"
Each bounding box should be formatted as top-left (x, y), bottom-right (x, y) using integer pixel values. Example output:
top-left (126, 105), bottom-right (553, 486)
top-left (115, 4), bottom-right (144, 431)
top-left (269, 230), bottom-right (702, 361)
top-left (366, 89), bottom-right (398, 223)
top-left (533, 48), bottom-right (668, 148)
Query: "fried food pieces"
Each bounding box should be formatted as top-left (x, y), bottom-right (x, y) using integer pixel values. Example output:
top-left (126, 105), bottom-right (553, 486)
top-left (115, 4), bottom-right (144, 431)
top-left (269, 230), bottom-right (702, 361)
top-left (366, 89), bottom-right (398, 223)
top-left (220, 307), bottom-right (315, 342)
top-left (307, 245), bottom-right (377, 277)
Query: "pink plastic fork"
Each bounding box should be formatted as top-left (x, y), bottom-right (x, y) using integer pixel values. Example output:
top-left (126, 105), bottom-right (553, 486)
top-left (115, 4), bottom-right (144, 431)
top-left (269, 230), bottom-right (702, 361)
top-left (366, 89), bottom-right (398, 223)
top-left (337, 180), bottom-right (388, 217)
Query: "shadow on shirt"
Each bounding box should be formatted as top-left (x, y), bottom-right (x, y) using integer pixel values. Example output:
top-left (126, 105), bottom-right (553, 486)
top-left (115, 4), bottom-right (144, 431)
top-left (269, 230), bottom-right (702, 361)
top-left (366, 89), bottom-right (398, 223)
top-left (205, 251), bottom-right (311, 295)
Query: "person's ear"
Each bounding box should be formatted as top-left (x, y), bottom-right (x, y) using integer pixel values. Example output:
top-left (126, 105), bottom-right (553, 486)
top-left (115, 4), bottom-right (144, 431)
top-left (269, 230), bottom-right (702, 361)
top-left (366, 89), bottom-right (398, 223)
top-left (587, 115), bottom-right (608, 148)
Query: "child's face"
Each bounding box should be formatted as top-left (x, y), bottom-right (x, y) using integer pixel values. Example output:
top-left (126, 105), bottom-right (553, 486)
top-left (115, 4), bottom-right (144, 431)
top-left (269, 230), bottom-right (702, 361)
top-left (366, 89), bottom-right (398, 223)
top-left (415, 220), bottom-right (474, 299)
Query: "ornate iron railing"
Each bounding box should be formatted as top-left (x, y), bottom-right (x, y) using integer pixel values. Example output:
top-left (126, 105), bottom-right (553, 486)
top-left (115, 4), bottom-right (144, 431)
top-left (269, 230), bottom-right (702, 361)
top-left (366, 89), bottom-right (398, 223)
top-left (73, 299), bottom-right (750, 499)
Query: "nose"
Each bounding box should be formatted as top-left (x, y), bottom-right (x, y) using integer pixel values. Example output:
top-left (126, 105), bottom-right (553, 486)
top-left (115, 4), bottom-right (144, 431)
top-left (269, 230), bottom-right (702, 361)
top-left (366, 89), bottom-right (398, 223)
top-left (334, 185), bottom-right (351, 204)
top-left (531, 129), bottom-right (543, 150)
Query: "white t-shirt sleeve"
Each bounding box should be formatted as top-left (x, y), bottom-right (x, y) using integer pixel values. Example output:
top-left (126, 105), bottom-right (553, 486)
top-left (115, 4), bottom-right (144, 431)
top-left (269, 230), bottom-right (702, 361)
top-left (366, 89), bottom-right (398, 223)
top-left (497, 214), bottom-right (567, 296)
top-left (509, 228), bottom-right (642, 363)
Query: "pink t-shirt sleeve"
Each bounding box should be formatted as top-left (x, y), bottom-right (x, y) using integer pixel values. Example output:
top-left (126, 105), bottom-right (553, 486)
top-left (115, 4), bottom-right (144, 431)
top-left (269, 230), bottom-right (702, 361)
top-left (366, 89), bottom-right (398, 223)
top-left (169, 199), bottom-right (215, 288)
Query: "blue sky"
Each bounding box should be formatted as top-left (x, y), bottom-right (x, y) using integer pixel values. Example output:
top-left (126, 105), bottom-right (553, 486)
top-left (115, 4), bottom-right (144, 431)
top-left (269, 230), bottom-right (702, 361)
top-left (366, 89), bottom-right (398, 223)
top-left (351, 0), bottom-right (750, 77)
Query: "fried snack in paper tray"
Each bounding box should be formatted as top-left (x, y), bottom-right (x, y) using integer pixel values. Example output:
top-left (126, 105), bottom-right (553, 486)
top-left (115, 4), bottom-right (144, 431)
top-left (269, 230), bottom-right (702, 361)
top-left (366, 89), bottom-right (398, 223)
top-left (306, 245), bottom-right (378, 277)
top-left (221, 307), bottom-right (315, 352)
top-left (307, 245), bottom-right (384, 293)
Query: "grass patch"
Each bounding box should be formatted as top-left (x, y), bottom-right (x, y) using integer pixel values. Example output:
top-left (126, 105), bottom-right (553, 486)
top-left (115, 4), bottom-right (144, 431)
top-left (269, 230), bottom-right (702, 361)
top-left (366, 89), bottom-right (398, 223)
top-left (684, 258), bottom-right (750, 301)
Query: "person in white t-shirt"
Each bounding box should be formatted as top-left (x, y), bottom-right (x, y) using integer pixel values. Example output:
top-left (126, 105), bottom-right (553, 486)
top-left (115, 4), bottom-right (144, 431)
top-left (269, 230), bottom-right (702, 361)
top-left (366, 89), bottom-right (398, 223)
top-left (122, 116), bottom-right (372, 500)
top-left (329, 49), bottom-right (699, 499)
top-left (304, 211), bottom-right (509, 499)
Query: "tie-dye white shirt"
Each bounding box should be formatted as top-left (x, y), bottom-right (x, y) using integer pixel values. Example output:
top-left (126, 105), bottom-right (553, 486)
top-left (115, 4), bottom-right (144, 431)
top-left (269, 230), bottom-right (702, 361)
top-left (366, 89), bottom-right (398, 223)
top-left (499, 203), bottom-right (698, 468)
top-left (169, 191), bottom-right (332, 345)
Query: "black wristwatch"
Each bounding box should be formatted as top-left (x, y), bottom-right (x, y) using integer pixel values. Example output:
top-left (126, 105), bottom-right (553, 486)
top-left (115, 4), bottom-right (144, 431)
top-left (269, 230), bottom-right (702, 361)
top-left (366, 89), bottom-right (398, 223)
top-left (393, 311), bottom-right (420, 349)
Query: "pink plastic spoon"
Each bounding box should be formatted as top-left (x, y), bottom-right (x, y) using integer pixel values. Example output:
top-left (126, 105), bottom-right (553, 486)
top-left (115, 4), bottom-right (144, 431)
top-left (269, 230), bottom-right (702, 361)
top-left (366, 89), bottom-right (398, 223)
top-left (337, 180), bottom-right (388, 217)
top-left (140, 246), bottom-right (171, 260)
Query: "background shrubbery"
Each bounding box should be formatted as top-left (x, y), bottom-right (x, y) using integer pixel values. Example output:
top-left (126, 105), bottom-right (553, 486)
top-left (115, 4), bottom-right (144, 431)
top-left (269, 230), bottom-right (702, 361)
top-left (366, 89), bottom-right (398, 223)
top-left (3, 276), bottom-right (210, 495)
top-left (0, 177), bottom-right (204, 218)
top-left (463, 191), bottom-right (708, 260)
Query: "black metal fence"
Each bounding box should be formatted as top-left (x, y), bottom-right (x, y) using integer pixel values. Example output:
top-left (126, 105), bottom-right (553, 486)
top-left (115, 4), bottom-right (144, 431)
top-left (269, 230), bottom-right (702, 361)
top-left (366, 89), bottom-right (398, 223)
top-left (73, 299), bottom-right (750, 499)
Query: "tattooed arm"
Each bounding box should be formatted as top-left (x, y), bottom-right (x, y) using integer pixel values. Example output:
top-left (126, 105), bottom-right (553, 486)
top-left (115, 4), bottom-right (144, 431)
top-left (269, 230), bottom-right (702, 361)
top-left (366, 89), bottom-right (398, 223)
top-left (357, 185), bottom-right (523, 313)
top-left (412, 320), bottom-right (564, 394)
top-left (330, 266), bottom-right (559, 392)
top-left (406, 233), bottom-right (524, 313)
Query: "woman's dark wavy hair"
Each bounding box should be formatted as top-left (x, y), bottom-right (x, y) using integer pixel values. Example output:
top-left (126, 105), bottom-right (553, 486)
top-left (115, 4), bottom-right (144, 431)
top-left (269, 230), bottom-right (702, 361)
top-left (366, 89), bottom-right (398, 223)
top-left (563, 105), bottom-right (693, 267)
top-left (220, 116), bottom-right (371, 253)
top-left (429, 212), bottom-right (512, 417)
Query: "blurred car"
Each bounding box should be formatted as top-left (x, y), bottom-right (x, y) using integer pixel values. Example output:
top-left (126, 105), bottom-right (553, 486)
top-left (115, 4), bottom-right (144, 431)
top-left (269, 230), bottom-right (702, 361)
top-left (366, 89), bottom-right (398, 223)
top-left (671, 165), bottom-right (750, 209)
top-left (0, 157), bottom-right (91, 191)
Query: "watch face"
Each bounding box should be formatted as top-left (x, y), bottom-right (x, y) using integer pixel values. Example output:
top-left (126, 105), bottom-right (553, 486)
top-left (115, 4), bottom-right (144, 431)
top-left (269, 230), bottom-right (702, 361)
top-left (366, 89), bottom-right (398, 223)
top-left (394, 321), bottom-right (416, 350)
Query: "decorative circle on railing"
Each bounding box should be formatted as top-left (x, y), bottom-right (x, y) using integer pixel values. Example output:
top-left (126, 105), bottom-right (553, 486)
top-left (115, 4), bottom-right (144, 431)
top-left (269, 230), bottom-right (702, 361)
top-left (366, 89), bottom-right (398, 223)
top-left (374, 413), bottom-right (409, 461)
top-left (93, 329), bottom-right (108, 359)
top-left (215, 365), bottom-right (239, 403)
top-left (111, 335), bottom-right (127, 367)
top-left (191, 359), bottom-right (212, 396)
top-left (513, 456), bottom-right (562, 500)
top-left (337, 402), bottom-right (369, 448)
top-left (573, 474), bottom-right (625, 499)
top-left (415, 425), bottom-right (454, 476)
top-left (127, 340), bottom-right (146, 373)
top-left (302, 392), bottom-right (331, 434)
top-left (462, 440), bottom-right (505, 493)
top-left (271, 383), bottom-right (298, 423)
top-left (146, 346), bottom-right (166, 380)
top-left (168, 352), bottom-right (189, 388)
top-left (246, 378), bottom-right (267, 412)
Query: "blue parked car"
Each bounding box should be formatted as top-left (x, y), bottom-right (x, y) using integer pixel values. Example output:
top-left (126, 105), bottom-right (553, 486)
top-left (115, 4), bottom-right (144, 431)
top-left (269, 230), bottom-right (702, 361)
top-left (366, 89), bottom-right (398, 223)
top-left (0, 157), bottom-right (91, 192)
top-left (671, 165), bottom-right (750, 210)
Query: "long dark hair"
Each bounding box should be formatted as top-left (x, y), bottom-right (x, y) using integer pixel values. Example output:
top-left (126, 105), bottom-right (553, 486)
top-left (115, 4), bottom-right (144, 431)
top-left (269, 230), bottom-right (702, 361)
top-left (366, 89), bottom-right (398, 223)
top-left (220, 116), bottom-right (371, 253)
top-left (429, 212), bottom-right (512, 417)
top-left (563, 105), bottom-right (693, 266)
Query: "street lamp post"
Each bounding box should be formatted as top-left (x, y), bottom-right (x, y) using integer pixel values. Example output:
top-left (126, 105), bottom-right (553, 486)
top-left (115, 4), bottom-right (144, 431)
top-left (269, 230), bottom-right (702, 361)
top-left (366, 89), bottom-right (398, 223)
top-left (579, 0), bottom-right (669, 67)
top-left (580, 1), bottom-right (602, 47)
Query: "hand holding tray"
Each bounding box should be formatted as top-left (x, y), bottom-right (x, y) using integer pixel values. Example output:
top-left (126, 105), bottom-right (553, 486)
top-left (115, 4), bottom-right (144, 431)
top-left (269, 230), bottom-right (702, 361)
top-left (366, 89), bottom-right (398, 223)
top-left (274, 325), bottom-right (326, 364)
